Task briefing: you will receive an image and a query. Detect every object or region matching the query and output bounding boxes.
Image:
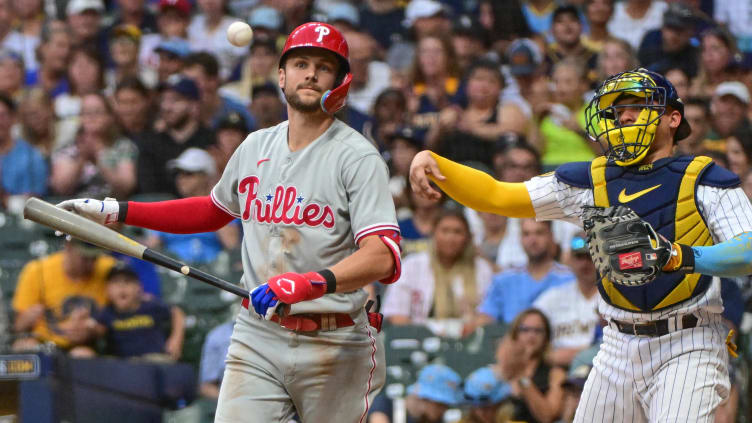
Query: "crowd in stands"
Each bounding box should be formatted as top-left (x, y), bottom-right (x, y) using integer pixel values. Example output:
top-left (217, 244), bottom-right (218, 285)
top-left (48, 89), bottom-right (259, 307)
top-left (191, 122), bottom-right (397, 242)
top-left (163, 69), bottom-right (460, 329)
top-left (1, 0), bottom-right (752, 422)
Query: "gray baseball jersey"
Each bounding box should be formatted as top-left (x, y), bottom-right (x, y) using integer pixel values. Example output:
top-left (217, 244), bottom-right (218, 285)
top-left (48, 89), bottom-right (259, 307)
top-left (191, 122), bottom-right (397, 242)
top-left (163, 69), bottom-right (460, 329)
top-left (211, 118), bottom-right (399, 314)
top-left (211, 118), bottom-right (397, 423)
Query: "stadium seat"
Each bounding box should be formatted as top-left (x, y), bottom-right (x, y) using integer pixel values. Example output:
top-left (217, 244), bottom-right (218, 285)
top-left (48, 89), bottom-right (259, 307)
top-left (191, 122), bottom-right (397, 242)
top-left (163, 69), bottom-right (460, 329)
top-left (440, 323), bottom-right (506, 378)
top-left (381, 324), bottom-right (439, 395)
top-left (0, 258), bottom-right (27, 307)
top-left (0, 212), bottom-right (48, 260)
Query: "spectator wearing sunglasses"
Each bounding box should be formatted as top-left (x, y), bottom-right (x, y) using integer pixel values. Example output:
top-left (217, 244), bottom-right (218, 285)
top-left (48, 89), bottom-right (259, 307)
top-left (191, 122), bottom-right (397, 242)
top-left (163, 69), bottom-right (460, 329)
top-left (495, 308), bottom-right (566, 423)
top-left (533, 233), bottom-right (600, 367)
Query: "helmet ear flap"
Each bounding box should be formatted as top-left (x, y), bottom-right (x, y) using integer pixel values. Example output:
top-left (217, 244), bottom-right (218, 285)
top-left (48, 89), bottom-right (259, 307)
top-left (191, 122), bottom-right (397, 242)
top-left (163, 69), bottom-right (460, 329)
top-left (321, 72), bottom-right (352, 114)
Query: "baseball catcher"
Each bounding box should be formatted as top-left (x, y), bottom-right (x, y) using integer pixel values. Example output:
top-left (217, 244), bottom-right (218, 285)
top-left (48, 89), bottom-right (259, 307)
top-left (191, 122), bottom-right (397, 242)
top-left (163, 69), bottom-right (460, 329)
top-left (409, 67), bottom-right (752, 422)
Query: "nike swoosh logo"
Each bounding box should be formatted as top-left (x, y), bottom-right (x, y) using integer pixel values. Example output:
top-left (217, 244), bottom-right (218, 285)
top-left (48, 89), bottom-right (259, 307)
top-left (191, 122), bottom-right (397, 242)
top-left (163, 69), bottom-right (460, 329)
top-left (257, 158), bottom-right (270, 167)
top-left (618, 184), bottom-right (662, 203)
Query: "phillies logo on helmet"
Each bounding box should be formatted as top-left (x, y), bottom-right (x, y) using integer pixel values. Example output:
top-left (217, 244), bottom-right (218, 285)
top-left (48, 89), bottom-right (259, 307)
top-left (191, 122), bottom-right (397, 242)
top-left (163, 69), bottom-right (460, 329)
top-left (238, 175), bottom-right (335, 228)
top-left (314, 25), bottom-right (330, 42)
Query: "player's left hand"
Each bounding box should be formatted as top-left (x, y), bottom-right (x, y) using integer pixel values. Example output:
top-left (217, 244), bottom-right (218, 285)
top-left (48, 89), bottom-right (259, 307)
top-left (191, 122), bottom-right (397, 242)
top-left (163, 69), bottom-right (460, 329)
top-left (250, 272), bottom-right (328, 318)
top-left (250, 283), bottom-right (281, 319)
top-left (57, 197), bottom-right (120, 225)
top-left (583, 205), bottom-right (695, 286)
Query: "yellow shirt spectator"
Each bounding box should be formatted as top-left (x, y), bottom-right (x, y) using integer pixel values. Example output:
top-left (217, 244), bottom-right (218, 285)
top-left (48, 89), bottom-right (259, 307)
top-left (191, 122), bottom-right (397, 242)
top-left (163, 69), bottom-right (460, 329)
top-left (12, 248), bottom-right (115, 348)
top-left (540, 103), bottom-right (595, 168)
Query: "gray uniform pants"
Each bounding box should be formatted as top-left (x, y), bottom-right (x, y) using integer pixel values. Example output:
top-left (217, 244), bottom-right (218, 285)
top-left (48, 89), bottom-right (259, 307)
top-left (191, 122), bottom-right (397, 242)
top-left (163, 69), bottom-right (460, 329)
top-left (215, 310), bottom-right (385, 423)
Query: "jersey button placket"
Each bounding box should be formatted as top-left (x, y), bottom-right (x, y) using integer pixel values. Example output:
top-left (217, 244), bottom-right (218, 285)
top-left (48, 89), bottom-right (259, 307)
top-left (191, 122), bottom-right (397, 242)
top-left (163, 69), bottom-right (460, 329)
top-left (280, 155), bottom-right (293, 182)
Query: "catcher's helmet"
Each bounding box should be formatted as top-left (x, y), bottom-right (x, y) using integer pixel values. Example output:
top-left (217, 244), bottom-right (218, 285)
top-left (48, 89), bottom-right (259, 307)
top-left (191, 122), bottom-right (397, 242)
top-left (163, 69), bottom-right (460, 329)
top-left (279, 22), bottom-right (352, 114)
top-left (584, 68), bottom-right (691, 166)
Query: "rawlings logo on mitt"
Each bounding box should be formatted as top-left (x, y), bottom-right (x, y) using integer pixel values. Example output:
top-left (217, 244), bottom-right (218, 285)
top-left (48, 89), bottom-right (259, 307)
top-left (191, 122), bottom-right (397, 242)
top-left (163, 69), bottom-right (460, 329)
top-left (582, 205), bottom-right (673, 286)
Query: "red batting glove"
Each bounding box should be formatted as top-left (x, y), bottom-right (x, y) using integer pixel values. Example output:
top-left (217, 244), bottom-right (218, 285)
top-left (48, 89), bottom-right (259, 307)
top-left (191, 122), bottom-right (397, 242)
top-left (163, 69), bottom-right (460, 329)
top-left (267, 272), bottom-right (327, 304)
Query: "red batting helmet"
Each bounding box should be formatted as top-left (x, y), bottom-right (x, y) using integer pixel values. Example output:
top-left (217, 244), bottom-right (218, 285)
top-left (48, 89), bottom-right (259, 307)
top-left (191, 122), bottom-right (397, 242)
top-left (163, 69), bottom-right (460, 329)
top-left (279, 22), bottom-right (352, 114)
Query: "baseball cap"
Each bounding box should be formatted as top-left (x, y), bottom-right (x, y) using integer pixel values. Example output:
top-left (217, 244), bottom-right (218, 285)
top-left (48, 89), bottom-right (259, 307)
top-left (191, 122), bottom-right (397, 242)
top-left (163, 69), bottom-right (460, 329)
top-left (714, 81), bottom-right (751, 104)
top-left (407, 364), bottom-right (462, 406)
top-left (106, 261), bottom-right (140, 282)
top-left (389, 126), bottom-right (424, 150)
top-left (327, 2), bottom-right (360, 27)
top-left (251, 81), bottom-right (279, 100)
top-left (403, 0), bottom-right (446, 28)
top-left (66, 0), bottom-right (104, 15)
top-left (570, 233), bottom-right (589, 255)
top-left (168, 147), bottom-right (217, 176)
top-left (159, 0), bottom-right (191, 16)
top-left (112, 24), bottom-right (141, 43)
top-left (250, 37), bottom-right (278, 54)
top-left (155, 38), bottom-right (191, 59)
top-left (663, 2), bottom-right (696, 29)
top-left (67, 238), bottom-right (102, 258)
top-left (217, 112), bottom-right (249, 133)
top-left (453, 15), bottom-right (486, 41)
top-left (248, 6), bottom-right (283, 31)
top-left (552, 4), bottom-right (580, 22)
top-left (562, 345), bottom-right (598, 389)
top-left (506, 38), bottom-right (543, 76)
top-left (463, 367), bottom-right (511, 406)
top-left (160, 74), bottom-right (200, 100)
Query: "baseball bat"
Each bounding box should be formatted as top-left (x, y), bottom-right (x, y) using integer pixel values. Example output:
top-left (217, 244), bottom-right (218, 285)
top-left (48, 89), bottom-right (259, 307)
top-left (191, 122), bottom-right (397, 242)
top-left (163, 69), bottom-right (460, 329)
top-left (22, 197), bottom-right (249, 299)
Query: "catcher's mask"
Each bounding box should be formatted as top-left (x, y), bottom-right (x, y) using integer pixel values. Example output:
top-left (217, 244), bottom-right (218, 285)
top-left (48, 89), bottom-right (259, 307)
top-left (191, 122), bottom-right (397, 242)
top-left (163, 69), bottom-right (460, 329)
top-left (585, 68), bottom-right (691, 167)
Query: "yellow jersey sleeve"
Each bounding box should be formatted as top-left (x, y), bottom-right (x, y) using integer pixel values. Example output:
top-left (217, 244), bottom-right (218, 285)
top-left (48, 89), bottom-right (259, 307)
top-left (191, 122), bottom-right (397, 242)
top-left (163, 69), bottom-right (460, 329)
top-left (12, 259), bottom-right (43, 313)
top-left (429, 152), bottom-right (535, 218)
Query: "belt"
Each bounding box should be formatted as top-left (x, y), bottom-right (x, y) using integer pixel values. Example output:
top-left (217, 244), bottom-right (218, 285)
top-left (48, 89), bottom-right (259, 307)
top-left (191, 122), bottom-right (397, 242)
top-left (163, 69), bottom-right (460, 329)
top-left (611, 314), bottom-right (698, 337)
top-left (241, 298), bottom-right (354, 332)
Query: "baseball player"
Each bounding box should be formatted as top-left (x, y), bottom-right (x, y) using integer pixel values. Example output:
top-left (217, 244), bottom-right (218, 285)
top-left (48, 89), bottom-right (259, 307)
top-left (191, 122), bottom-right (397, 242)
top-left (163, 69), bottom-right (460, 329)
top-left (409, 68), bottom-right (752, 422)
top-left (59, 22), bottom-right (402, 423)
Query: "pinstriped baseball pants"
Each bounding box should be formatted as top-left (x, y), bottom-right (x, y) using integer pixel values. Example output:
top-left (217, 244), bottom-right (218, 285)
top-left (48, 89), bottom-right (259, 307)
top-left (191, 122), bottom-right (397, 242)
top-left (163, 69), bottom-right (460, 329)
top-left (574, 313), bottom-right (730, 422)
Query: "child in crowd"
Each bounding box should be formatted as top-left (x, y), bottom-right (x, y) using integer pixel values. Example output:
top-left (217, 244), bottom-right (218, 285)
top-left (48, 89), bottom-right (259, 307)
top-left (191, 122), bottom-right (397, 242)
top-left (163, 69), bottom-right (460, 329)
top-left (95, 262), bottom-right (185, 360)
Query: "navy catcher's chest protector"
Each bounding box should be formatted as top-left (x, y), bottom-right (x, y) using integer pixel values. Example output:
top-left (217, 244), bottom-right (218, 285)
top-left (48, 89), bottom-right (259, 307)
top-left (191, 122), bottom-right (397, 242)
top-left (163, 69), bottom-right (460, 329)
top-left (557, 156), bottom-right (726, 311)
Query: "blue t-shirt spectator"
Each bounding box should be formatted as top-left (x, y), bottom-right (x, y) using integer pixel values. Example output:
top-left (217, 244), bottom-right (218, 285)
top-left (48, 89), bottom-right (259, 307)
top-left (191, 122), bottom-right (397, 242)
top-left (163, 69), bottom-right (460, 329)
top-left (478, 263), bottom-right (575, 323)
top-left (97, 297), bottom-right (171, 357)
top-left (25, 72), bottom-right (69, 98)
top-left (199, 321), bottom-right (234, 387)
top-left (0, 138), bottom-right (48, 196)
top-left (149, 230), bottom-right (224, 264)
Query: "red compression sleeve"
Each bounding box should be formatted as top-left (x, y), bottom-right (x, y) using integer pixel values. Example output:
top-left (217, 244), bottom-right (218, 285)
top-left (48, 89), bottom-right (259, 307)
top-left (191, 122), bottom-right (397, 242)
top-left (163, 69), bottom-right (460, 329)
top-left (123, 196), bottom-right (235, 233)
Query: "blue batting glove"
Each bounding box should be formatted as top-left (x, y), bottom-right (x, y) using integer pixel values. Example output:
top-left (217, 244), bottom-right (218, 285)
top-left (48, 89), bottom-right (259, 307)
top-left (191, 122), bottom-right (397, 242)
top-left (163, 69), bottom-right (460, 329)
top-left (250, 283), bottom-right (278, 318)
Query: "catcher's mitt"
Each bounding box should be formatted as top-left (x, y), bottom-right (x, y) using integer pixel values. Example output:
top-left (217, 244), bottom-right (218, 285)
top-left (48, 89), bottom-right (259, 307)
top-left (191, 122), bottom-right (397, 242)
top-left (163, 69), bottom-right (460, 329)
top-left (582, 205), bottom-right (672, 286)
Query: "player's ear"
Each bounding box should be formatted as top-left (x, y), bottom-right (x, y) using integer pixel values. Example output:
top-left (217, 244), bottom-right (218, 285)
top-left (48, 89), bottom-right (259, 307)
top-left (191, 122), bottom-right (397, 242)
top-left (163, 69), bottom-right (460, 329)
top-left (668, 108), bottom-right (681, 130)
top-left (278, 67), bottom-right (285, 90)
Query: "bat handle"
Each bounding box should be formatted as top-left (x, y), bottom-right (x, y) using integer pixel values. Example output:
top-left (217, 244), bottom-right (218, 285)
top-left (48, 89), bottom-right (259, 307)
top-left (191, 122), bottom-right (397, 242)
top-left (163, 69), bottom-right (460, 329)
top-left (142, 249), bottom-right (249, 298)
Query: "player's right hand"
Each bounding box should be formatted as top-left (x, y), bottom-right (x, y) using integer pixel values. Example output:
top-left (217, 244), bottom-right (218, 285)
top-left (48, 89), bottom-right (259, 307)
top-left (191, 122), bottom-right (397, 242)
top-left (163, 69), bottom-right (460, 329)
top-left (409, 150), bottom-right (445, 201)
top-left (250, 284), bottom-right (284, 320)
top-left (57, 198), bottom-right (120, 225)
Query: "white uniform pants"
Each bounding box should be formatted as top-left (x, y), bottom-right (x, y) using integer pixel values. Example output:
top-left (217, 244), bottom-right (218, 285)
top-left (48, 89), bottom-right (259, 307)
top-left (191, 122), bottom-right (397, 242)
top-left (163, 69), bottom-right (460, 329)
top-left (215, 311), bottom-right (385, 423)
top-left (574, 313), bottom-right (730, 422)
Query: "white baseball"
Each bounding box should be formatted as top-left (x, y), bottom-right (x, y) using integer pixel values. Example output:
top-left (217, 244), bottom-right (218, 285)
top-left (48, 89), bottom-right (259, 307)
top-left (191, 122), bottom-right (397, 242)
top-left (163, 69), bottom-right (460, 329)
top-left (227, 21), bottom-right (253, 47)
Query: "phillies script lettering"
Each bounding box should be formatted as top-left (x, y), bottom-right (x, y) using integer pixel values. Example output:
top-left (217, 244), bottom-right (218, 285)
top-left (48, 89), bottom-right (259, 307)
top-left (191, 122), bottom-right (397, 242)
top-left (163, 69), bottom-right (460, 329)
top-left (239, 175), bottom-right (335, 228)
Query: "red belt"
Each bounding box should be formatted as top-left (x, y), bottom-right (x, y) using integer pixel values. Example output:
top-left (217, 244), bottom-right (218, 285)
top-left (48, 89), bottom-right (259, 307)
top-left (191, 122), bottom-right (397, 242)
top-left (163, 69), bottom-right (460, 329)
top-left (241, 297), bottom-right (354, 332)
